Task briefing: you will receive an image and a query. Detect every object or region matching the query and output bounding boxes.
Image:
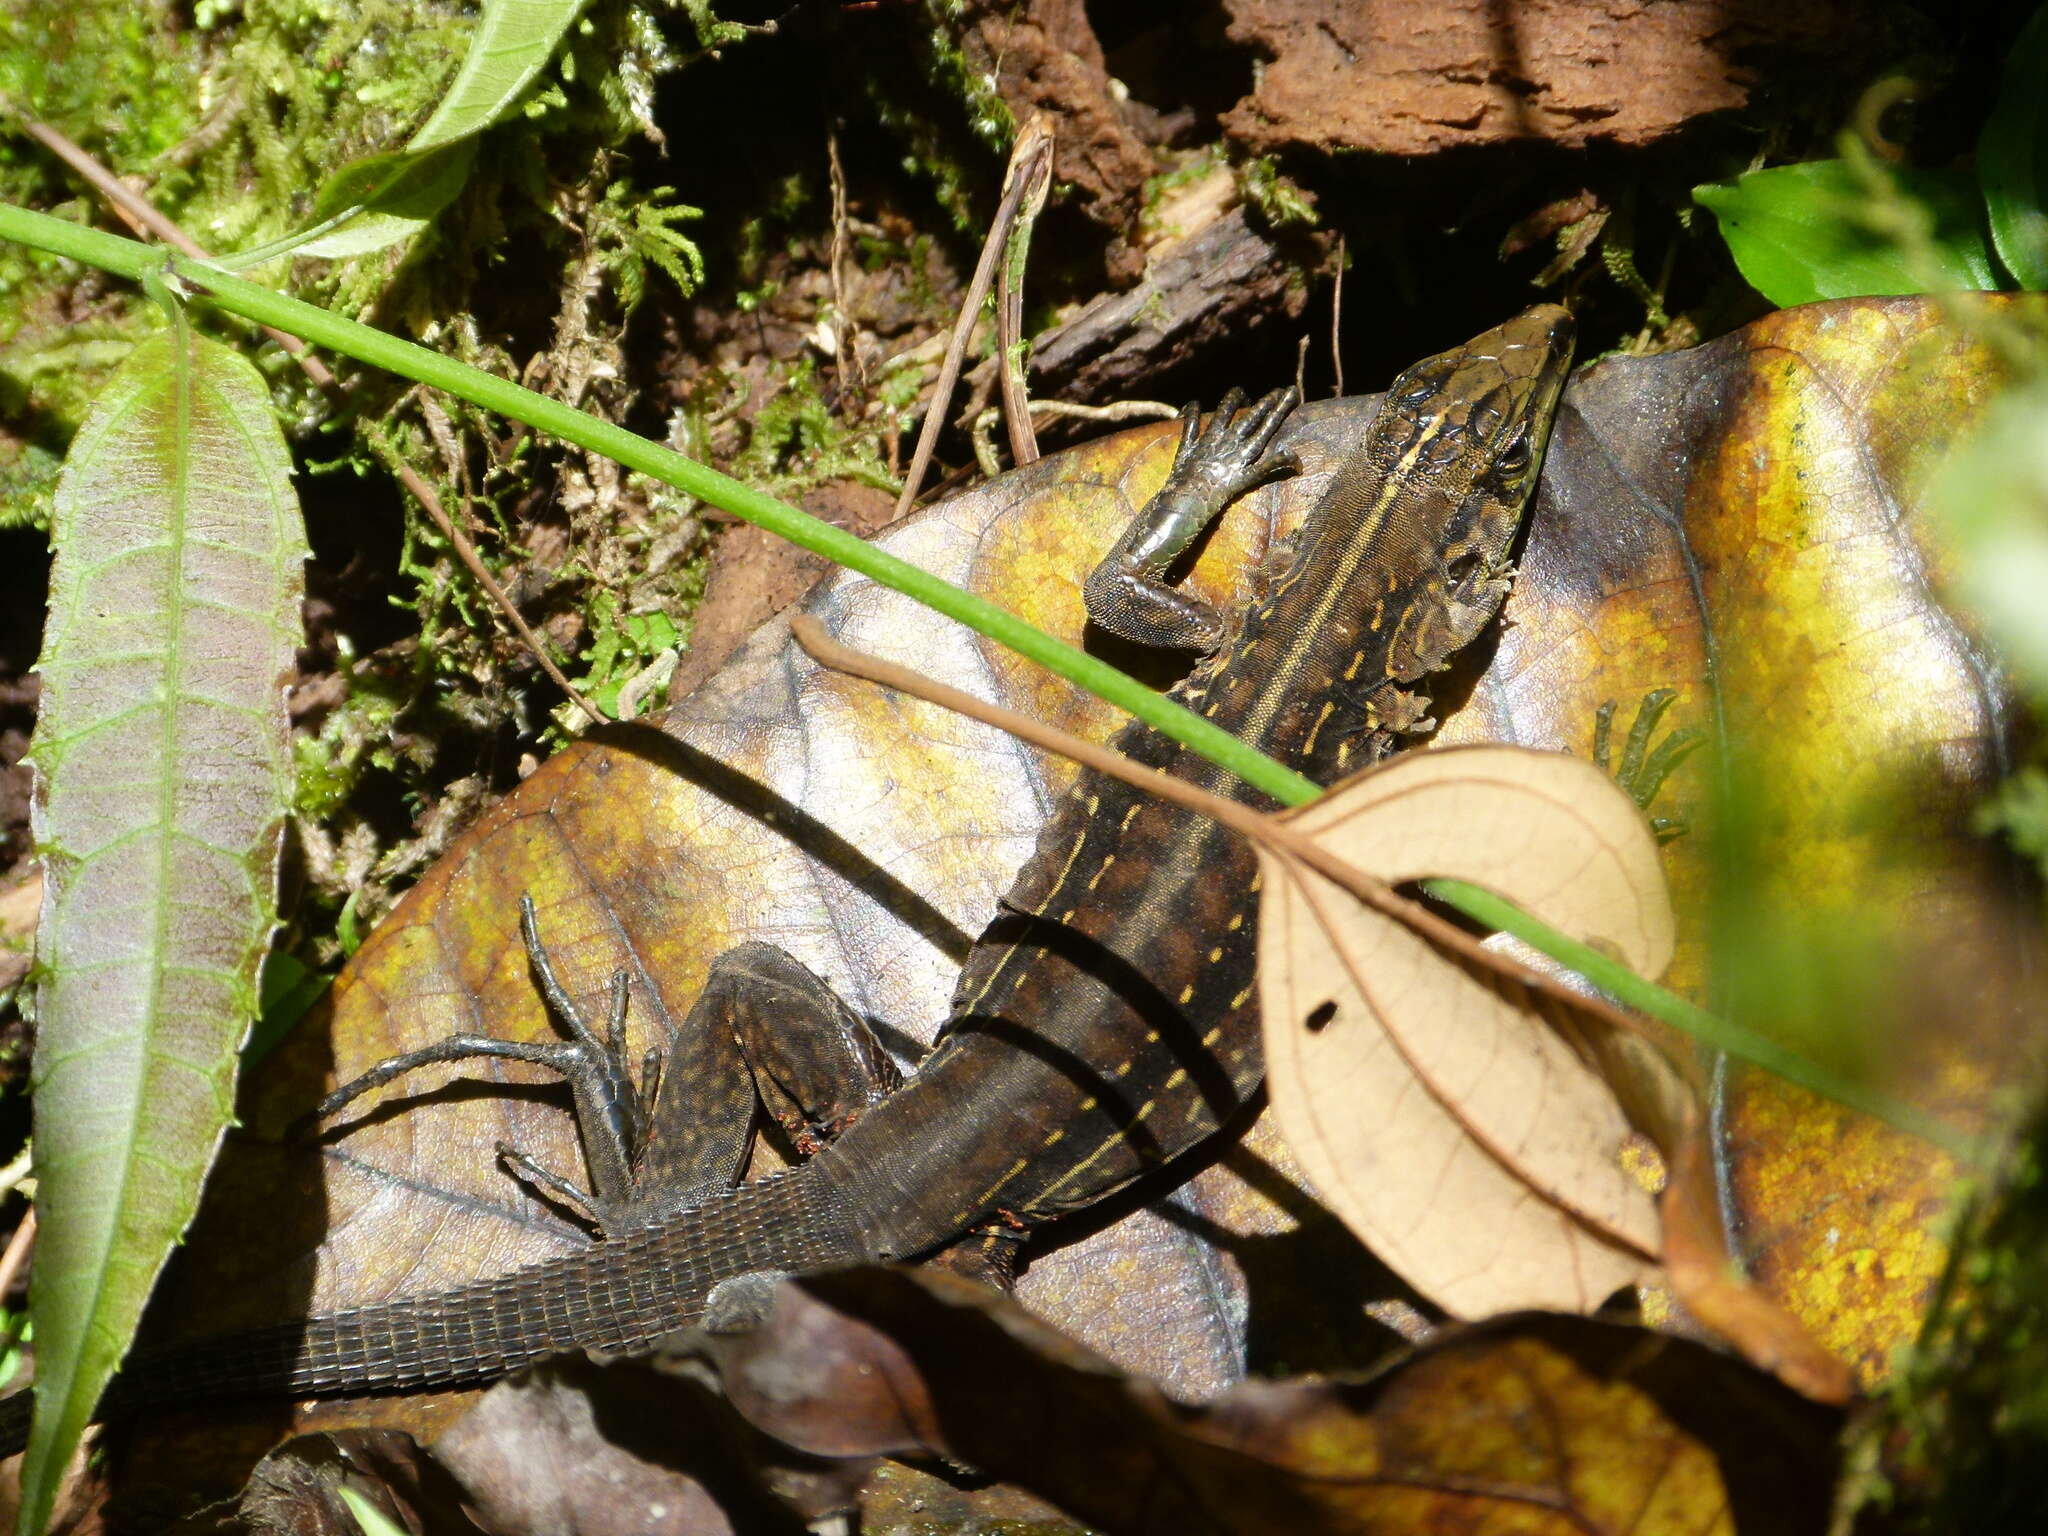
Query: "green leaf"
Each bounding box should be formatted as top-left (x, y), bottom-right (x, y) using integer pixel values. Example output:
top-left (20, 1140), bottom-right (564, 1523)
top-left (409, 0), bottom-right (589, 151)
top-left (1695, 161), bottom-right (1999, 305)
top-left (20, 323), bottom-right (304, 1534)
top-left (295, 140), bottom-right (481, 261)
top-left (244, 950), bottom-right (332, 1067)
top-left (1980, 3), bottom-right (2048, 289)
top-left (295, 0), bottom-right (586, 260)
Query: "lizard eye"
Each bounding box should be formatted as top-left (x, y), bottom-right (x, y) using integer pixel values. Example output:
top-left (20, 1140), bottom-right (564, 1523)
top-left (1495, 434), bottom-right (1532, 477)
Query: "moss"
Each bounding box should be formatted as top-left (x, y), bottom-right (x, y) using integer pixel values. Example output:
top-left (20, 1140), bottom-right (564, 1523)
top-left (564, 592), bottom-right (683, 721)
top-left (292, 645), bottom-right (407, 825)
top-left (735, 172), bottom-right (817, 292)
top-left (914, 0), bottom-right (1016, 154)
top-left (0, 2), bottom-right (205, 465)
top-left (587, 182), bottom-right (707, 313)
top-left (724, 358), bottom-right (894, 500)
top-left (853, 3), bottom-right (1018, 234)
top-left (1, 0), bottom-right (953, 944)
top-left (1238, 154), bottom-right (1320, 232)
top-left (1853, 1097), bottom-right (2048, 1531)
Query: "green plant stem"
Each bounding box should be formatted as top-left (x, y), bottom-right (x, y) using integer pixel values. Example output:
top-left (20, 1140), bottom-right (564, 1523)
top-left (0, 202), bottom-right (1319, 807)
top-left (1427, 876), bottom-right (1981, 1162)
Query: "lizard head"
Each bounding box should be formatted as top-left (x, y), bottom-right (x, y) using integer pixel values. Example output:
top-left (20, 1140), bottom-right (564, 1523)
top-left (1371, 303), bottom-right (1575, 680)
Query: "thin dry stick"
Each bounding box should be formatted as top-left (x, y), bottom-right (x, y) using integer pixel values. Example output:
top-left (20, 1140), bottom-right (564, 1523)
top-left (16, 100), bottom-right (608, 725)
top-left (969, 396), bottom-right (1178, 480)
top-left (379, 423), bottom-right (606, 727)
top-left (826, 129), bottom-right (858, 405)
top-left (0, 1209), bottom-right (35, 1303)
top-left (892, 115), bottom-right (1056, 519)
top-left (1329, 233), bottom-right (1346, 398)
top-left (789, 615), bottom-right (1661, 1046)
top-left (994, 115), bottom-right (1054, 469)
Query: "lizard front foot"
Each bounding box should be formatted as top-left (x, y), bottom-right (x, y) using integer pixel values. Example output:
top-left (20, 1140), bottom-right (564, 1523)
top-left (1082, 385), bottom-right (1301, 651)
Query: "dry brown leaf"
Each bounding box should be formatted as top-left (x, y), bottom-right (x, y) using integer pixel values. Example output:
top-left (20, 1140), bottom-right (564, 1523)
top-left (1659, 1132), bottom-right (1856, 1404)
top-left (680, 1266), bottom-right (1844, 1536)
top-left (1258, 745), bottom-right (1675, 1315)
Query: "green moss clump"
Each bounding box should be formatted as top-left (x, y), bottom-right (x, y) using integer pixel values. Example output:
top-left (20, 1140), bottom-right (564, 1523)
top-left (1855, 1099), bottom-right (2048, 1531)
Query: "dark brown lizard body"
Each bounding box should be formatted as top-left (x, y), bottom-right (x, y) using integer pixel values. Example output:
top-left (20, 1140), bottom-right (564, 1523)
top-left (0, 306), bottom-right (1572, 1449)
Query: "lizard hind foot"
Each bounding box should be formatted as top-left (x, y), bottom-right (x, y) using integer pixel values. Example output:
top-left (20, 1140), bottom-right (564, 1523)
top-left (310, 895), bottom-right (661, 1233)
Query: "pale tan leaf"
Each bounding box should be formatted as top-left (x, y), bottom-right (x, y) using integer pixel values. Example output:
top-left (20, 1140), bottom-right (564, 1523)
top-left (1258, 745), bottom-right (1676, 1316)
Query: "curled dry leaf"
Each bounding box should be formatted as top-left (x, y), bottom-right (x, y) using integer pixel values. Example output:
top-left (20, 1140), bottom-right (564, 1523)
top-left (679, 1266), bottom-right (1843, 1536)
top-left (1258, 745), bottom-right (1675, 1313)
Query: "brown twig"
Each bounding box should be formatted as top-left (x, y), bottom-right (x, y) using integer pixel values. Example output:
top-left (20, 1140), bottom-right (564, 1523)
top-left (384, 430), bottom-right (606, 727)
top-left (892, 115), bottom-right (1055, 519)
top-left (0, 1209), bottom-right (35, 1304)
top-left (826, 129), bottom-right (859, 406)
top-left (994, 115), bottom-right (1054, 469)
top-left (1329, 233), bottom-right (1346, 398)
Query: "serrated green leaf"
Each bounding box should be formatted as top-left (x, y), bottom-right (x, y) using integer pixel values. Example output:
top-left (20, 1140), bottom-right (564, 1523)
top-left (295, 0), bottom-right (586, 260)
top-left (1695, 161), bottom-right (1999, 306)
top-left (20, 323), bottom-right (304, 1535)
top-left (1980, 4), bottom-right (2048, 289)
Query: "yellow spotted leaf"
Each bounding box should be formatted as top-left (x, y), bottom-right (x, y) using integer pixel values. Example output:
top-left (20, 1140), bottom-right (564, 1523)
top-left (126, 298), bottom-right (2038, 1514)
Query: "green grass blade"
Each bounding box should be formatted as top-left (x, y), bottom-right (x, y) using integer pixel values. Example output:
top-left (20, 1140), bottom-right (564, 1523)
top-left (0, 208), bottom-right (1321, 808)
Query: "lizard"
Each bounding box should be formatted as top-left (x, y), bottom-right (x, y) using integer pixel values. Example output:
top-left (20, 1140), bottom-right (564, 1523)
top-left (0, 303), bottom-right (1574, 1454)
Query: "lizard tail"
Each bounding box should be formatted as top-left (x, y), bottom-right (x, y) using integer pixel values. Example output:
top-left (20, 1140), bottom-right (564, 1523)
top-left (0, 1165), bottom-right (865, 1456)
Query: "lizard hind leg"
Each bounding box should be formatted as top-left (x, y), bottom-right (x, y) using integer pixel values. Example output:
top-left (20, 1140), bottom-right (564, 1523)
top-left (653, 941), bottom-right (903, 1171)
top-left (318, 907), bottom-right (902, 1238)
